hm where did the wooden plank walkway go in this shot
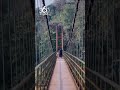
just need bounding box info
[49,57,77,90]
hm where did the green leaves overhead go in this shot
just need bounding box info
[48,4,75,29]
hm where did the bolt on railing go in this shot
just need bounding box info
[63,51,85,90]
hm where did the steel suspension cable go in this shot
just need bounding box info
[42,0,54,52]
[64,0,80,50]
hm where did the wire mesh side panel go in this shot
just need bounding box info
[0,0,35,90]
[85,0,120,90]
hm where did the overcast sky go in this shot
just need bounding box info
[45,0,54,5]
[35,0,54,8]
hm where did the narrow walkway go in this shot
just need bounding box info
[49,57,77,90]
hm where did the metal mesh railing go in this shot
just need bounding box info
[63,51,85,90]
[35,52,56,90]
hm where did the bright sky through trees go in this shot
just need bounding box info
[35,0,54,8]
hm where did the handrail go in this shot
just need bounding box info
[63,51,85,90]
[64,52,85,73]
[35,52,56,90]
[65,51,85,64]
[12,71,35,90]
[35,52,55,69]
[86,67,120,90]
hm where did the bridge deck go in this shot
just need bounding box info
[49,57,77,90]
